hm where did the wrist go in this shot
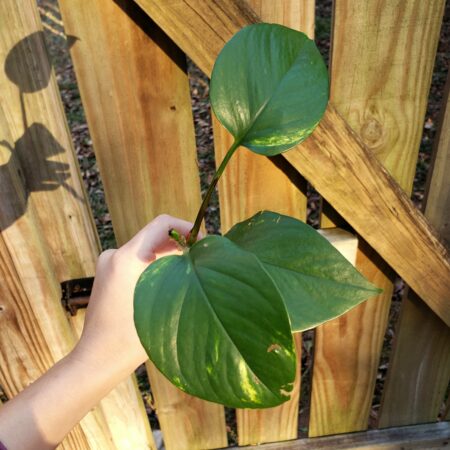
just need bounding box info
[70,336,146,384]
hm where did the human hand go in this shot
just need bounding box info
[72,214,199,380]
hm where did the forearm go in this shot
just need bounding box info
[0,347,132,450]
[0,215,193,450]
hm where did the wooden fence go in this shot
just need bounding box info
[0,0,449,449]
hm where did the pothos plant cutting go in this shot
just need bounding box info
[134,23,381,409]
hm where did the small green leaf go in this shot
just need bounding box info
[226,211,382,332]
[210,23,329,155]
[134,235,296,408]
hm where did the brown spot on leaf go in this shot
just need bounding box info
[267,343,282,353]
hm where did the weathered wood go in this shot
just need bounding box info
[311,236,392,435]
[247,0,315,38]
[379,291,450,427]
[310,0,445,435]
[329,1,445,193]
[59,0,204,243]
[228,422,450,450]
[424,74,450,248]
[0,3,99,282]
[0,2,116,448]
[216,1,312,444]
[379,72,450,428]
[145,362,226,450]
[310,246,392,435]
[58,0,227,448]
[133,0,259,79]
[0,135,108,450]
[133,0,450,327]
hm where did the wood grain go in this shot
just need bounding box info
[59,0,204,243]
[0,2,99,282]
[133,0,259,79]
[310,0,445,435]
[424,75,450,246]
[379,291,450,427]
[0,1,117,448]
[379,72,450,428]
[214,1,312,444]
[145,362,226,450]
[0,130,96,450]
[228,422,450,450]
[58,0,227,448]
[247,0,315,38]
[310,235,392,435]
[133,0,450,327]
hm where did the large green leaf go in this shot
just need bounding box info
[134,235,296,408]
[226,211,382,332]
[210,23,329,156]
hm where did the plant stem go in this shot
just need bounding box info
[187,140,241,246]
[169,228,187,248]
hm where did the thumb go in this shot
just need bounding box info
[120,214,203,266]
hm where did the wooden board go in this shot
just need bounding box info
[145,362,226,450]
[310,246,392,435]
[228,422,450,450]
[379,72,450,428]
[216,1,312,444]
[247,0,315,39]
[310,0,445,435]
[0,1,117,448]
[0,134,103,450]
[0,1,99,282]
[58,0,227,448]
[424,75,450,247]
[58,0,204,243]
[379,291,450,427]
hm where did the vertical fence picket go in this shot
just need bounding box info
[0,147,96,450]
[378,73,450,428]
[0,1,119,448]
[57,0,227,448]
[310,0,446,436]
[211,1,313,446]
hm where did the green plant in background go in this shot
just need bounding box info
[134,24,381,409]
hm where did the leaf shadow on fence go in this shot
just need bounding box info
[1,31,83,231]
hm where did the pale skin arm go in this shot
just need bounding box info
[0,214,197,450]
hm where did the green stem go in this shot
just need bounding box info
[169,228,187,248]
[188,140,241,246]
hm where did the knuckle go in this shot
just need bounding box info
[96,249,116,268]
[154,213,171,224]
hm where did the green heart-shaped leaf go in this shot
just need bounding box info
[210,23,329,155]
[226,211,382,332]
[134,235,296,408]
